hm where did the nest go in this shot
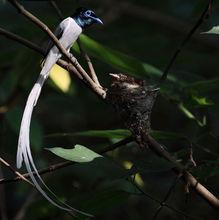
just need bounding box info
[107,73,159,145]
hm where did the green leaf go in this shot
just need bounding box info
[73,129,131,139]
[185,77,219,94]
[46,129,187,142]
[46,145,102,163]
[49,64,72,93]
[46,129,131,139]
[203,26,219,34]
[191,95,214,106]
[74,35,163,79]
[178,103,206,127]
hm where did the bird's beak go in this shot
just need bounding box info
[109,73,120,79]
[93,17,103,25]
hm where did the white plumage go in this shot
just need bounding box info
[16,17,87,214]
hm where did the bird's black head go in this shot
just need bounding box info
[72,7,103,29]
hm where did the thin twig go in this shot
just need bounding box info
[159,0,213,83]
[0,157,33,186]
[188,144,197,168]
[120,1,219,50]
[152,174,182,220]
[145,134,219,209]
[0,137,133,184]
[49,0,101,86]
[49,0,63,20]
[130,177,198,220]
[77,38,101,86]
[0,27,43,54]
[7,0,105,98]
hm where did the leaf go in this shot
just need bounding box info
[47,146,129,184]
[191,95,214,106]
[203,26,219,34]
[123,161,144,187]
[46,145,102,163]
[178,103,206,127]
[46,129,187,142]
[185,77,219,94]
[49,64,71,93]
[46,129,131,139]
[73,129,131,139]
[74,35,163,79]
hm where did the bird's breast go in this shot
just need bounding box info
[67,17,82,43]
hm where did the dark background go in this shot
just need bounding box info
[0,0,219,219]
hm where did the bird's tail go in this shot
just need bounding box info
[17,74,46,169]
[16,72,92,216]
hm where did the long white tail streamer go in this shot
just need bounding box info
[17,50,92,217]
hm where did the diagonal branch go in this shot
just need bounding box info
[159,0,213,83]
[0,157,33,186]
[0,27,102,97]
[7,0,105,98]
[145,134,219,210]
[77,38,101,86]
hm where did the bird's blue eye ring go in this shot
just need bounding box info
[85,10,92,16]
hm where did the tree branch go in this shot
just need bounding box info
[77,38,101,86]
[0,157,33,186]
[0,27,102,97]
[159,0,213,83]
[145,134,219,209]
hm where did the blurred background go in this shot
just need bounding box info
[0,0,219,219]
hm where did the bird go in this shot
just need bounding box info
[16,7,103,215]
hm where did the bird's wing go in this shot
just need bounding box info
[44,25,63,57]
